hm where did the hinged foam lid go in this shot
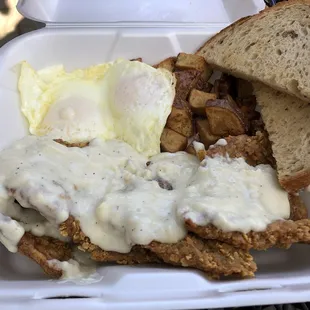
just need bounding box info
[17,0,265,25]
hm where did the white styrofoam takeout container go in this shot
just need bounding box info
[1,0,310,309]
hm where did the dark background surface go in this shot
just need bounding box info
[0,0,43,47]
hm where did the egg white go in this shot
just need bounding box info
[18,59,176,156]
[103,60,176,157]
[18,61,114,143]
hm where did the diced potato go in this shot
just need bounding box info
[166,101,194,137]
[236,95,257,108]
[174,69,201,100]
[154,57,176,72]
[205,99,247,136]
[196,118,221,149]
[189,89,217,116]
[173,95,191,114]
[160,128,187,153]
[240,106,261,122]
[195,80,213,93]
[175,53,213,81]
[226,94,241,110]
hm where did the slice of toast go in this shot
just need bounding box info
[254,83,310,193]
[196,1,310,102]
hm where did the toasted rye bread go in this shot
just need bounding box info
[196,1,310,102]
[253,83,310,192]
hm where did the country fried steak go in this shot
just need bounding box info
[60,217,257,278]
[12,134,309,278]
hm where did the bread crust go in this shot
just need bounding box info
[280,170,310,193]
[196,0,310,102]
[253,83,310,193]
[196,0,310,55]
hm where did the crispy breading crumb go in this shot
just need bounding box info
[18,232,72,278]
[185,219,310,250]
[145,234,256,279]
[60,217,256,278]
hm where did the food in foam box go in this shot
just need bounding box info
[0,0,309,309]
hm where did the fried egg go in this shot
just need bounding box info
[103,60,176,156]
[18,59,176,156]
[18,61,114,142]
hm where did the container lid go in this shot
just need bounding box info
[17,0,265,25]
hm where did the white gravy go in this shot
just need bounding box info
[0,136,290,253]
[0,213,24,252]
[47,259,102,284]
[178,156,290,233]
[209,138,228,149]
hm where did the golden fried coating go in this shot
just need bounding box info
[145,234,257,279]
[91,246,162,265]
[289,194,308,221]
[203,132,275,167]
[13,132,308,279]
[18,232,72,278]
[60,217,256,278]
[186,219,310,251]
[60,216,161,265]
